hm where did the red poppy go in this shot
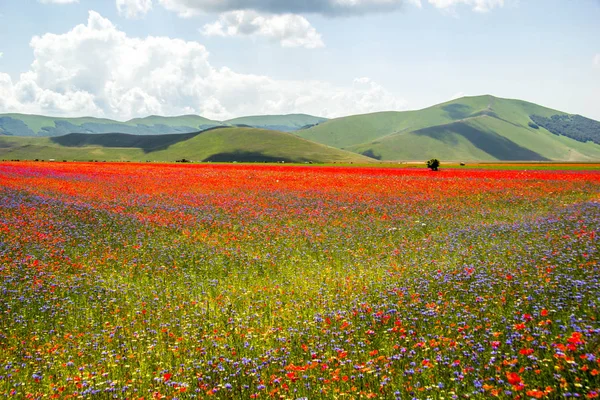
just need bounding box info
[506,372,522,385]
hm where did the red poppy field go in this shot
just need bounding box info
[0,161,599,399]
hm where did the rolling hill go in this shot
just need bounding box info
[0,127,369,163]
[296,95,600,161]
[0,113,328,137]
[0,113,223,137]
[2,95,599,162]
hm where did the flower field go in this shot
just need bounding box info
[0,161,599,399]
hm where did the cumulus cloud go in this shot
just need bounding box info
[0,73,20,111]
[39,0,79,4]
[202,11,324,48]
[158,0,419,17]
[427,0,504,12]
[116,0,153,18]
[0,11,406,119]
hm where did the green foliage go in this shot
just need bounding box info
[427,158,440,171]
[530,114,600,145]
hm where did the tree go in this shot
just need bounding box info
[426,158,440,171]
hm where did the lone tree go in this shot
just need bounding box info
[426,158,440,171]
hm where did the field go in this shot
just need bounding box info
[0,162,599,399]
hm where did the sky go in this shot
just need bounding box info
[0,0,599,121]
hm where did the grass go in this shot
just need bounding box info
[447,162,600,170]
[1,113,121,134]
[0,114,221,137]
[0,127,370,163]
[300,162,600,170]
[297,95,600,161]
[0,113,326,136]
[349,116,600,162]
[4,95,600,161]
[0,162,599,399]
[296,95,501,149]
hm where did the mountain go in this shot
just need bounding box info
[296,95,600,161]
[224,114,327,132]
[2,95,599,162]
[0,127,369,163]
[0,113,328,137]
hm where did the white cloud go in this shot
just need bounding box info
[158,0,419,17]
[0,73,19,111]
[0,11,406,119]
[428,0,504,12]
[116,0,153,18]
[202,11,324,48]
[38,0,79,4]
[594,54,600,68]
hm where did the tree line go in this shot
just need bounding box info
[530,114,600,145]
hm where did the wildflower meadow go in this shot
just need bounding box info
[0,161,599,399]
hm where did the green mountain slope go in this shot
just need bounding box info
[2,95,599,161]
[224,114,327,132]
[0,113,329,137]
[0,113,223,137]
[297,95,600,161]
[0,127,369,163]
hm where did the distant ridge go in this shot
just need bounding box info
[0,113,328,137]
[224,114,327,132]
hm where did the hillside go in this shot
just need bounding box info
[297,95,600,161]
[2,95,599,162]
[0,127,369,163]
[0,113,224,137]
[0,113,328,137]
[224,114,327,132]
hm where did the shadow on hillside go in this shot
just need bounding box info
[360,149,382,160]
[414,122,549,161]
[50,126,236,153]
[51,132,204,153]
[442,104,473,120]
[0,138,16,149]
[203,151,296,163]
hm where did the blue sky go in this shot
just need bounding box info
[0,0,599,120]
